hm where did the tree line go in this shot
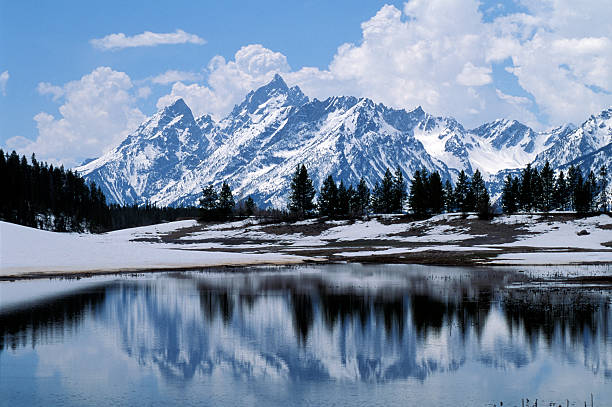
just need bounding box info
[0,150,199,232]
[501,161,609,214]
[4,148,607,233]
[0,149,109,232]
[274,164,491,220]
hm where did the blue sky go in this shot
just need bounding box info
[1,0,610,166]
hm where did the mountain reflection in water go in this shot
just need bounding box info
[1,264,611,405]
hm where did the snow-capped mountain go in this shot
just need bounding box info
[76,74,612,208]
[77,98,213,204]
[533,108,611,168]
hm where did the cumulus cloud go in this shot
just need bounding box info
[150,70,203,85]
[37,82,64,100]
[157,44,291,118]
[21,1,609,167]
[456,63,493,87]
[7,67,145,167]
[91,29,205,51]
[136,86,152,99]
[156,0,610,129]
[487,0,612,124]
[0,71,8,95]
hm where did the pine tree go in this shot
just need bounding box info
[337,180,351,217]
[587,170,597,212]
[519,164,535,211]
[539,161,554,212]
[567,165,580,210]
[392,166,407,213]
[353,177,370,216]
[408,169,427,217]
[443,180,455,213]
[245,196,256,216]
[372,168,395,213]
[501,174,517,214]
[471,170,488,215]
[599,165,608,212]
[218,182,235,219]
[318,174,339,217]
[477,188,491,220]
[573,173,589,214]
[553,171,568,210]
[428,171,444,214]
[288,164,316,218]
[455,170,472,213]
[199,185,219,221]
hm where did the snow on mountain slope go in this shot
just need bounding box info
[153,85,451,208]
[76,98,215,205]
[467,119,552,175]
[534,108,612,168]
[77,73,611,208]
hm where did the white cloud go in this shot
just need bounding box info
[157,44,291,118]
[90,29,205,51]
[20,1,609,168]
[489,0,612,125]
[495,89,530,106]
[160,0,610,129]
[150,70,202,85]
[158,3,528,126]
[456,63,493,86]
[7,67,145,167]
[136,86,152,99]
[0,71,8,95]
[37,82,64,100]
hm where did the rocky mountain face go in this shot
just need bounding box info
[76,74,612,208]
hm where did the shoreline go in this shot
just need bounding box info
[2,255,612,282]
[2,213,612,281]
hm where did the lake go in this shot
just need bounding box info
[1,264,611,406]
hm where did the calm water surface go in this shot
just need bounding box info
[1,264,611,406]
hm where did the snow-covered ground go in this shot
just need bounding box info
[1,213,611,278]
[0,221,307,277]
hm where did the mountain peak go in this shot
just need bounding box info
[230,73,307,116]
[164,98,190,113]
[267,73,288,90]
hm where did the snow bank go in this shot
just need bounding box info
[0,221,306,277]
[500,214,612,250]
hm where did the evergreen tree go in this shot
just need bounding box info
[288,164,316,218]
[392,166,407,213]
[408,169,427,217]
[477,187,491,220]
[567,165,580,210]
[471,170,488,215]
[443,180,455,213]
[539,161,555,212]
[553,171,568,210]
[574,173,589,214]
[337,181,351,217]
[519,164,535,211]
[372,168,395,213]
[428,171,444,214]
[501,174,517,214]
[352,177,370,216]
[218,182,235,219]
[455,170,473,212]
[587,170,597,212]
[199,185,219,221]
[599,165,609,212]
[318,174,339,217]
[245,196,256,216]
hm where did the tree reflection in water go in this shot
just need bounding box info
[1,265,610,384]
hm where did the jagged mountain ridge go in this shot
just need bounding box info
[76,74,612,207]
